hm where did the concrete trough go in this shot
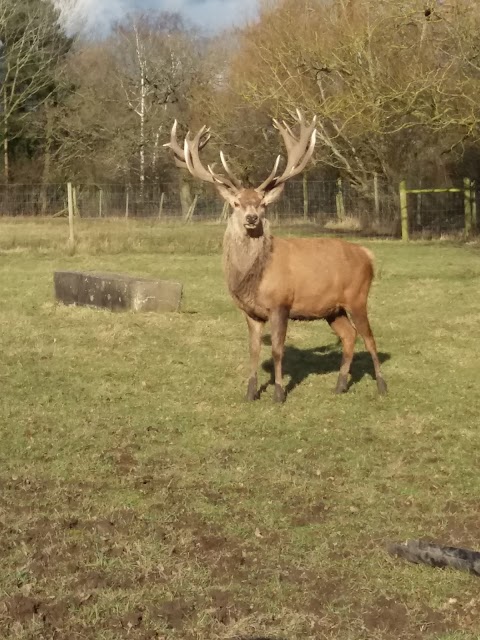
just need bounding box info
[54,270,182,313]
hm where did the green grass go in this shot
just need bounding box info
[1,219,480,639]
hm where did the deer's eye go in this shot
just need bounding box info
[233,201,240,208]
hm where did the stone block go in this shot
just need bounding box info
[54,270,182,313]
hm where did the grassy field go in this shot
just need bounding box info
[1,218,480,640]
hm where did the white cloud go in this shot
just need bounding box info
[159,0,258,29]
[54,0,259,34]
[54,0,127,34]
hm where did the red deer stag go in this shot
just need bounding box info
[164,111,387,402]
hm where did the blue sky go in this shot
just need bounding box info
[56,0,259,34]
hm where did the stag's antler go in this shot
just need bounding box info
[164,120,241,192]
[256,109,317,192]
[164,120,210,169]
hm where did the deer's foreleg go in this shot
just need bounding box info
[245,314,264,401]
[270,306,289,403]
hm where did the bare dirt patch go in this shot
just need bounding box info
[289,500,330,527]
[109,447,138,474]
[151,597,196,630]
[2,594,71,630]
[362,595,409,634]
[209,588,253,625]
[361,595,454,639]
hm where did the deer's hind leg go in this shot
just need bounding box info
[326,309,357,394]
[245,314,264,401]
[349,305,387,395]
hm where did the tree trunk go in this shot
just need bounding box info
[2,86,8,183]
[179,176,193,218]
[135,25,146,202]
[3,135,9,184]
[40,101,54,215]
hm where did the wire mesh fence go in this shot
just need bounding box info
[406,189,472,236]
[399,178,478,239]
[0,178,477,238]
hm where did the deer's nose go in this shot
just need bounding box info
[246,214,259,225]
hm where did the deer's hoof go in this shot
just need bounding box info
[246,376,258,401]
[377,377,388,395]
[273,384,286,403]
[334,374,349,394]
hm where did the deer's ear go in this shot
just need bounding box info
[215,184,240,208]
[260,184,285,206]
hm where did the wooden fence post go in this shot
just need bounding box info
[158,192,165,219]
[67,182,75,251]
[373,172,380,221]
[415,192,422,226]
[464,177,472,237]
[98,188,103,218]
[335,177,345,220]
[73,185,79,217]
[303,174,309,221]
[472,180,477,233]
[399,180,409,241]
[415,179,422,226]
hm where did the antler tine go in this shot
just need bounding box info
[286,107,306,125]
[296,107,305,124]
[220,151,243,189]
[277,109,317,179]
[207,164,235,188]
[183,137,197,177]
[198,127,211,150]
[163,120,188,169]
[255,109,317,193]
[272,110,317,186]
[184,128,215,183]
[173,126,237,191]
[255,155,281,193]
[164,119,242,193]
[285,128,316,177]
[273,118,297,154]
[284,122,297,139]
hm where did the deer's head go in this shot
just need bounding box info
[164,110,317,236]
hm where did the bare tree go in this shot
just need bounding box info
[228,0,480,190]
[51,9,216,204]
[113,13,209,192]
[0,0,72,182]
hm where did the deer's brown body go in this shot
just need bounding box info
[165,112,387,402]
[224,217,373,321]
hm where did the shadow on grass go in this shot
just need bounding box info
[234,637,287,640]
[259,335,391,397]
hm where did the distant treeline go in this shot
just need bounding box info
[1,0,480,204]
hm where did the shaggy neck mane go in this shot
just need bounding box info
[223,218,272,316]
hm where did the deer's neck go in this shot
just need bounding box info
[222,218,272,319]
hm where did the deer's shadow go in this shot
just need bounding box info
[234,637,286,640]
[259,335,391,397]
